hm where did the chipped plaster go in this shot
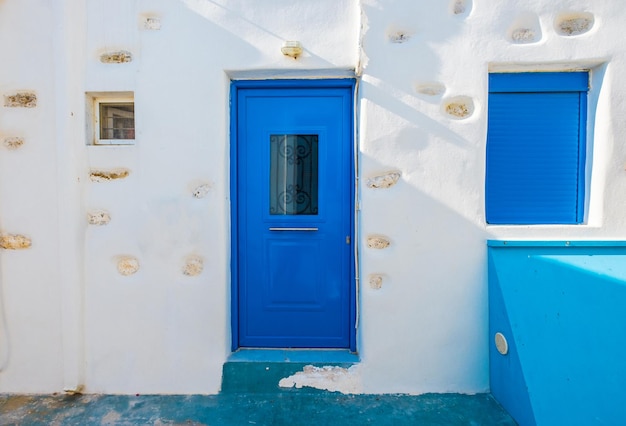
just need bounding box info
[279,365,363,394]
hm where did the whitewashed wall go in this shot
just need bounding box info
[0,0,624,394]
[0,0,64,394]
[357,0,626,394]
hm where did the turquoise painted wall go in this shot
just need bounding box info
[488,241,626,425]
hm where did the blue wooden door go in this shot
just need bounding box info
[233,80,354,349]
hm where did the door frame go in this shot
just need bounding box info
[229,78,357,352]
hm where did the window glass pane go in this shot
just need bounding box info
[269,134,319,215]
[100,103,135,139]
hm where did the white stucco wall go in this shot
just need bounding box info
[0,0,625,394]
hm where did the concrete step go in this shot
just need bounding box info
[221,349,359,394]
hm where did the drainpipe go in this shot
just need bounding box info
[354,0,365,334]
[353,78,361,331]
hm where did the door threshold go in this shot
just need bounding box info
[228,348,359,363]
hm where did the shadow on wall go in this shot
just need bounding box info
[356,1,491,394]
[159,1,264,67]
[359,0,477,153]
[180,0,340,68]
[360,0,471,96]
[360,78,471,150]
[359,149,489,393]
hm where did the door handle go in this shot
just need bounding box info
[269,227,319,231]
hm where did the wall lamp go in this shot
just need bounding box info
[281,41,303,59]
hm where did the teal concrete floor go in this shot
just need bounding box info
[0,392,516,425]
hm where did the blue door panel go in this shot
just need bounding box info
[233,80,354,349]
[266,238,323,308]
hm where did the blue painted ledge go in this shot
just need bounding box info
[488,239,626,247]
[488,240,626,426]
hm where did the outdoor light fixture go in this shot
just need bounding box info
[495,332,509,355]
[281,41,303,59]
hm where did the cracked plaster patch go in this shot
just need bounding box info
[279,365,362,394]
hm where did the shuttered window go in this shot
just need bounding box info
[486,72,588,224]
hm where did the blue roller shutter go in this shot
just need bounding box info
[486,72,588,224]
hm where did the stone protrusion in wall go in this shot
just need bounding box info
[4,92,37,108]
[367,236,391,249]
[117,256,139,276]
[3,137,24,150]
[369,274,383,290]
[508,13,541,44]
[366,171,401,189]
[140,16,161,30]
[387,29,412,44]
[556,13,594,36]
[183,255,204,276]
[0,234,32,250]
[451,0,472,16]
[192,183,211,199]
[100,51,133,64]
[89,168,130,182]
[87,210,111,226]
[443,96,475,119]
[415,82,446,97]
[510,28,536,43]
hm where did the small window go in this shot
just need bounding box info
[99,102,135,141]
[485,72,588,224]
[86,92,135,145]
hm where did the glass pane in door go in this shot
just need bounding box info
[269,134,319,215]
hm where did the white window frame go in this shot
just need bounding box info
[86,92,135,146]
